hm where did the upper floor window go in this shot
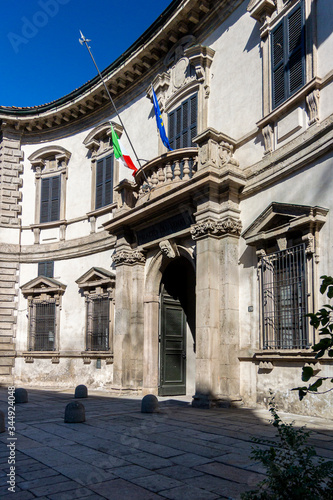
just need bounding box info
[84,122,123,213]
[38,261,54,278]
[271,3,305,108]
[28,146,71,225]
[40,174,61,223]
[95,154,114,210]
[168,93,198,149]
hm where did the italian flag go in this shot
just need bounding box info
[110,124,137,176]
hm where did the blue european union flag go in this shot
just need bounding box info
[152,86,173,151]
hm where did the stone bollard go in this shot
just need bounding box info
[0,410,5,433]
[64,402,85,423]
[14,388,28,404]
[74,385,88,399]
[141,394,159,413]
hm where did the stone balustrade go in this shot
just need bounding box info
[135,147,198,200]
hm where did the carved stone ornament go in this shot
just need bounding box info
[306,89,320,126]
[147,39,214,111]
[191,217,242,240]
[24,357,34,363]
[113,249,146,266]
[83,357,91,365]
[258,361,274,371]
[302,233,315,255]
[219,141,238,167]
[159,240,179,259]
[262,123,274,154]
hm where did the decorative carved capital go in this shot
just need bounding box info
[113,249,146,266]
[191,217,242,240]
[306,89,320,125]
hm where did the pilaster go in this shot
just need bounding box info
[112,244,146,391]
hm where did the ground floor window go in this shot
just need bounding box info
[86,296,110,351]
[29,300,56,351]
[261,243,308,349]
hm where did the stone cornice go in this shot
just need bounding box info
[242,113,333,197]
[0,231,116,263]
[0,0,242,136]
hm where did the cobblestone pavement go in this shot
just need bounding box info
[0,387,332,499]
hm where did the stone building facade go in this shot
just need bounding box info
[0,0,332,417]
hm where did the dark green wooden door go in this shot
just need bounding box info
[159,290,186,396]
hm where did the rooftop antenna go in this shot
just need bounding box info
[79,30,151,191]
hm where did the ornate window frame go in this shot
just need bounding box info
[242,202,328,352]
[248,0,317,125]
[28,146,71,226]
[21,276,66,354]
[147,37,215,156]
[83,122,123,214]
[76,267,115,357]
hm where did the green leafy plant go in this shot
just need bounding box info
[241,397,333,500]
[294,275,333,400]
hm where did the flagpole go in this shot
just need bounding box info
[79,31,144,174]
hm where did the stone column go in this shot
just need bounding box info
[142,294,160,395]
[191,223,220,407]
[112,247,145,392]
[190,128,245,408]
[191,216,242,408]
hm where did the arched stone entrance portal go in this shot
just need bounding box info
[159,257,196,396]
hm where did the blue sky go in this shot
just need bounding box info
[1,0,172,107]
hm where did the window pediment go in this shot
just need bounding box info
[83,122,123,153]
[242,203,328,246]
[21,276,66,297]
[76,267,115,291]
[148,41,215,112]
[28,146,71,172]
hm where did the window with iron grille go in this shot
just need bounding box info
[86,296,109,351]
[271,2,305,108]
[95,154,114,210]
[261,243,309,349]
[168,93,197,150]
[29,300,56,351]
[40,175,61,223]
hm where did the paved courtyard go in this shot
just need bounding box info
[0,387,332,499]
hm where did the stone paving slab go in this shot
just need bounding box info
[0,387,332,499]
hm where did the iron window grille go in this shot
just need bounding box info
[29,300,56,351]
[261,243,309,349]
[86,296,110,351]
